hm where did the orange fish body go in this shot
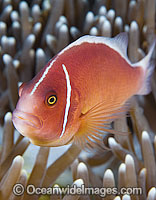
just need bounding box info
[12,33,155,148]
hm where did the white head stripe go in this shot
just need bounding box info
[30,59,56,95]
[60,64,71,138]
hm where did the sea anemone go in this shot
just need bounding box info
[0,0,156,200]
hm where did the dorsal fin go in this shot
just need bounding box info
[59,32,130,64]
[112,32,129,57]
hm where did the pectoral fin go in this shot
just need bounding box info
[73,100,130,150]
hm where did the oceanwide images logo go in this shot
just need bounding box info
[13,183,143,197]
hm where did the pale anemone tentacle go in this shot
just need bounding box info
[60,64,71,138]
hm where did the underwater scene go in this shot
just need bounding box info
[0,0,156,199]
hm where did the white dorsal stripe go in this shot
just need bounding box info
[30,34,129,96]
[60,64,71,138]
[30,59,56,95]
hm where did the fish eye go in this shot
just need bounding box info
[47,95,57,106]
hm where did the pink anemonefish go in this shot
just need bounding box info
[12,33,155,148]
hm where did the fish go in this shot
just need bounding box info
[12,32,155,149]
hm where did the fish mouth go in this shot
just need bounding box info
[12,109,43,129]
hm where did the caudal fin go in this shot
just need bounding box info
[134,40,156,95]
